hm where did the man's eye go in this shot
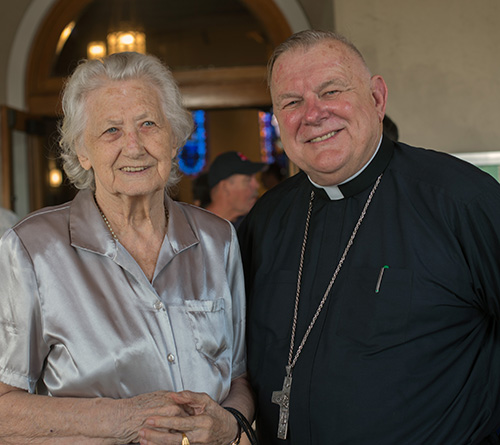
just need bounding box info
[325,90,339,96]
[283,100,299,109]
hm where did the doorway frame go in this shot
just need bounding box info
[3,0,310,210]
[23,0,303,115]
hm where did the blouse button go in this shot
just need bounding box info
[167,353,176,363]
[154,300,164,311]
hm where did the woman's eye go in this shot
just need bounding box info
[104,127,118,134]
[143,121,156,127]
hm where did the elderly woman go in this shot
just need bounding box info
[0,52,254,444]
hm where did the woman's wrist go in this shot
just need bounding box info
[223,406,258,445]
[224,407,245,444]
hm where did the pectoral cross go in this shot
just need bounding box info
[271,365,293,439]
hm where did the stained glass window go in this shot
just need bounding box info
[258,109,287,171]
[258,110,275,163]
[178,110,207,176]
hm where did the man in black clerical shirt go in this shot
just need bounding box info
[238,30,500,444]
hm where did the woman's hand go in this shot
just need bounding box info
[0,384,190,444]
[138,391,239,445]
[119,391,192,443]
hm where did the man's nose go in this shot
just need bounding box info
[303,97,328,124]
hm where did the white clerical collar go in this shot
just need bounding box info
[307,137,383,201]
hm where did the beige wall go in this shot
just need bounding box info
[334,0,500,153]
[0,1,32,105]
[298,0,334,31]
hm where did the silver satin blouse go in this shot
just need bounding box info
[0,189,246,403]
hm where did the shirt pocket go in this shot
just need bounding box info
[184,298,229,364]
[336,267,413,350]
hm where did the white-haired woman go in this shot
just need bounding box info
[0,52,253,445]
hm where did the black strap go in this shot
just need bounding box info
[224,407,259,445]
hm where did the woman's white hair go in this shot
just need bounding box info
[59,52,194,192]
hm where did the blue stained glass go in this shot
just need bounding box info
[259,109,287,172]
[259,111,275,164]
[178,110,207,176]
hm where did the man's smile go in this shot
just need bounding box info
[308,130,339,143]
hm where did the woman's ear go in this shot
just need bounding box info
[171,146,178,160]
[76,146,92,171]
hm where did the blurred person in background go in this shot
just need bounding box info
[206,151,265,228]
[191,171,211,208]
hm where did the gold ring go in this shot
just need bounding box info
[181,433,190,445]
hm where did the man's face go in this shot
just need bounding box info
[271,40,387,186]
[226,173,260,216]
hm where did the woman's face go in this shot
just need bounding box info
[78,79,175,199]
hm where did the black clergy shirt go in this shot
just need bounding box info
[238,137,500,445]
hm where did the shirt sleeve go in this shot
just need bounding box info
[0,229,48,392]
[226,224,247,379]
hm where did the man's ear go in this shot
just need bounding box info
[219,178,229,192]
[370,75,388,122]
[219,177,235,195]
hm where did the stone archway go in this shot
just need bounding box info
[17,0,309,115]
[3,0,310,211]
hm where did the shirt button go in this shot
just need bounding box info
[154,300,164,311]
[167,353,176,363]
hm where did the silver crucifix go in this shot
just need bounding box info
[271,365,293,439]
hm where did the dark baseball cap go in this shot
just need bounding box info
[208,151,266,189]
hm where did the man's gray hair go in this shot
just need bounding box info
[267,30,368,87]
[59,52,194,192]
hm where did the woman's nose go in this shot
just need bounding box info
[124,128,144,154]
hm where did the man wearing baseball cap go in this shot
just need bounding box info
[206,151,266,228]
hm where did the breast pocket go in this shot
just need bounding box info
[184,298,229,364]
[336,267,413,349]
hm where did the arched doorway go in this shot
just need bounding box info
[26,0,296,114]
[3,0,310,212]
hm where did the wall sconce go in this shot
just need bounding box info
[86,0,146,60]
[87,31,146,60]
[107,30,146,54]
[87,41,107,60]
[57,21,75,56]
[49,167,63,188]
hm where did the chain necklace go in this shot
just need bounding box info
[94,196,170,243]
[94,198,119,240]
[271,173,383,440]
[99,210,118,240]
